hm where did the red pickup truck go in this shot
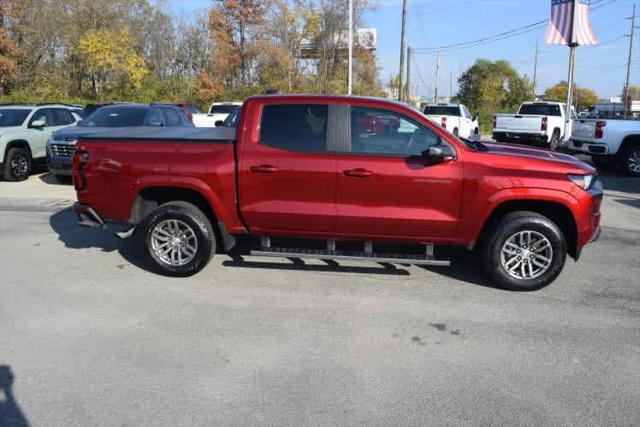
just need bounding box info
[72,95,602,291]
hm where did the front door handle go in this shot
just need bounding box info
[250,164,278,174]
[343,168,372,178]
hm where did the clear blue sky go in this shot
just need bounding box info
[166,0,639,99]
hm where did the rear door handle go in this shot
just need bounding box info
[250,164,278,174]
[343,168,372,178]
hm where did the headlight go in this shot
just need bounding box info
[567,174,596,190]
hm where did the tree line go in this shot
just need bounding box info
[0,0,384,108]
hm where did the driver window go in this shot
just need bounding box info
[349,107,440,156]
[29,109,50,127]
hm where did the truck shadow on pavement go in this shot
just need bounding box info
[49,208,153,272]
[0,365,30,427]
[49,208,413,276]
[598,171,640,195]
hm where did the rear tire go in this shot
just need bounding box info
[621,145,640,177]
[3,147,31,181]
[480,211,567,291]
[141,201,215,276]
[453,128,459,137]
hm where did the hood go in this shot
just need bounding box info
[52,126,125,141]
[481,142,595,173]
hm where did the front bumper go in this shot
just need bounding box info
[46,142,76,175]
[73,202,105,228]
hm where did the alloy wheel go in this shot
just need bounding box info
[500,230,553,280]
[10,152,28,178]
[627,149,640,174]
[150,219,198,267]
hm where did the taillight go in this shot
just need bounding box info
[493,116,497,128]
[72,146,89,191]
[595,120,606,139]
[541,116,548,131]
[441,117,447,128]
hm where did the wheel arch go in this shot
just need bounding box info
[619,134,640,155]
[3,140,32,162]
[475,198,578,259]
[129,184,238,251]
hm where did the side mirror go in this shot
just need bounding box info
[77,119,85,126]
[423,144,456,163]
[215,120,225,127]
[30,119,46,128]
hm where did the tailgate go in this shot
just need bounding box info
[495,115,544,132]
[572,119,597,142]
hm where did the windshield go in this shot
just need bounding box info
[518,104,562,116]
[187,105,201,114]
[210,105,239,115]
[81,107,147,127]
[0,109,31,127]
[423,106,460,116]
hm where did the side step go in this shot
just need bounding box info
[250,239,450,267]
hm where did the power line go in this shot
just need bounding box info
[413,0,619,54]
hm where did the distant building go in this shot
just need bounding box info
[593,96,640,119]
[299,28,377,59]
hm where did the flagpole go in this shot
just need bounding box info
[564,0,580,141]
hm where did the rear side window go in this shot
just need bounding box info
[161,108,182,126]
[51,109,74,126]
[259,104,328,153]
[423,106,460,116]
[519,104,561,116]
[210,105,238,115]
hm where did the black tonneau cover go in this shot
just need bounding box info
[79,126,236,143]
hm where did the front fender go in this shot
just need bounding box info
[467,187,580,243]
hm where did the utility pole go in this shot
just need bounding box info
[348,0,353,95]
[406,46,412,101]
[434,50,440,102]
[449,70,453,98]
[533,41,539,96]
[564,0,580,140]
[398,0,408,101]
[623,2,636,119]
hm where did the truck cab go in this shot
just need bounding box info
[72,95,602,291]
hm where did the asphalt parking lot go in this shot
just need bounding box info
[1,163,639,425]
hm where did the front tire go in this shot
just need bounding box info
[141,201,215,276]
[3,147,31,181]
[480,211,567,291]
[452,128,459,137]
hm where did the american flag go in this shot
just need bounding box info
[545,0,597,46]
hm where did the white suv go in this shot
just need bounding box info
[0,104,82,181]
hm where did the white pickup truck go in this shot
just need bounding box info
[493,101,574,149]
[422,103,479,139]
[192,102,242,128]
[569,118,640,176]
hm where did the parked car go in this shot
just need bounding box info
[493,101,575,149]
[569,118,640,176]
[47,103,192,182]
[173,103,201,123]
[72,95,601,291]
[0,104,82,181]
[423,103,479,139]
[192,102,242,127]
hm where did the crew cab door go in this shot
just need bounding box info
[238,102,337,234]
[334,105,463,240]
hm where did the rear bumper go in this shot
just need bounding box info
[493,131,548,144]
[73,202,105,228]
[568,139,609,155]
